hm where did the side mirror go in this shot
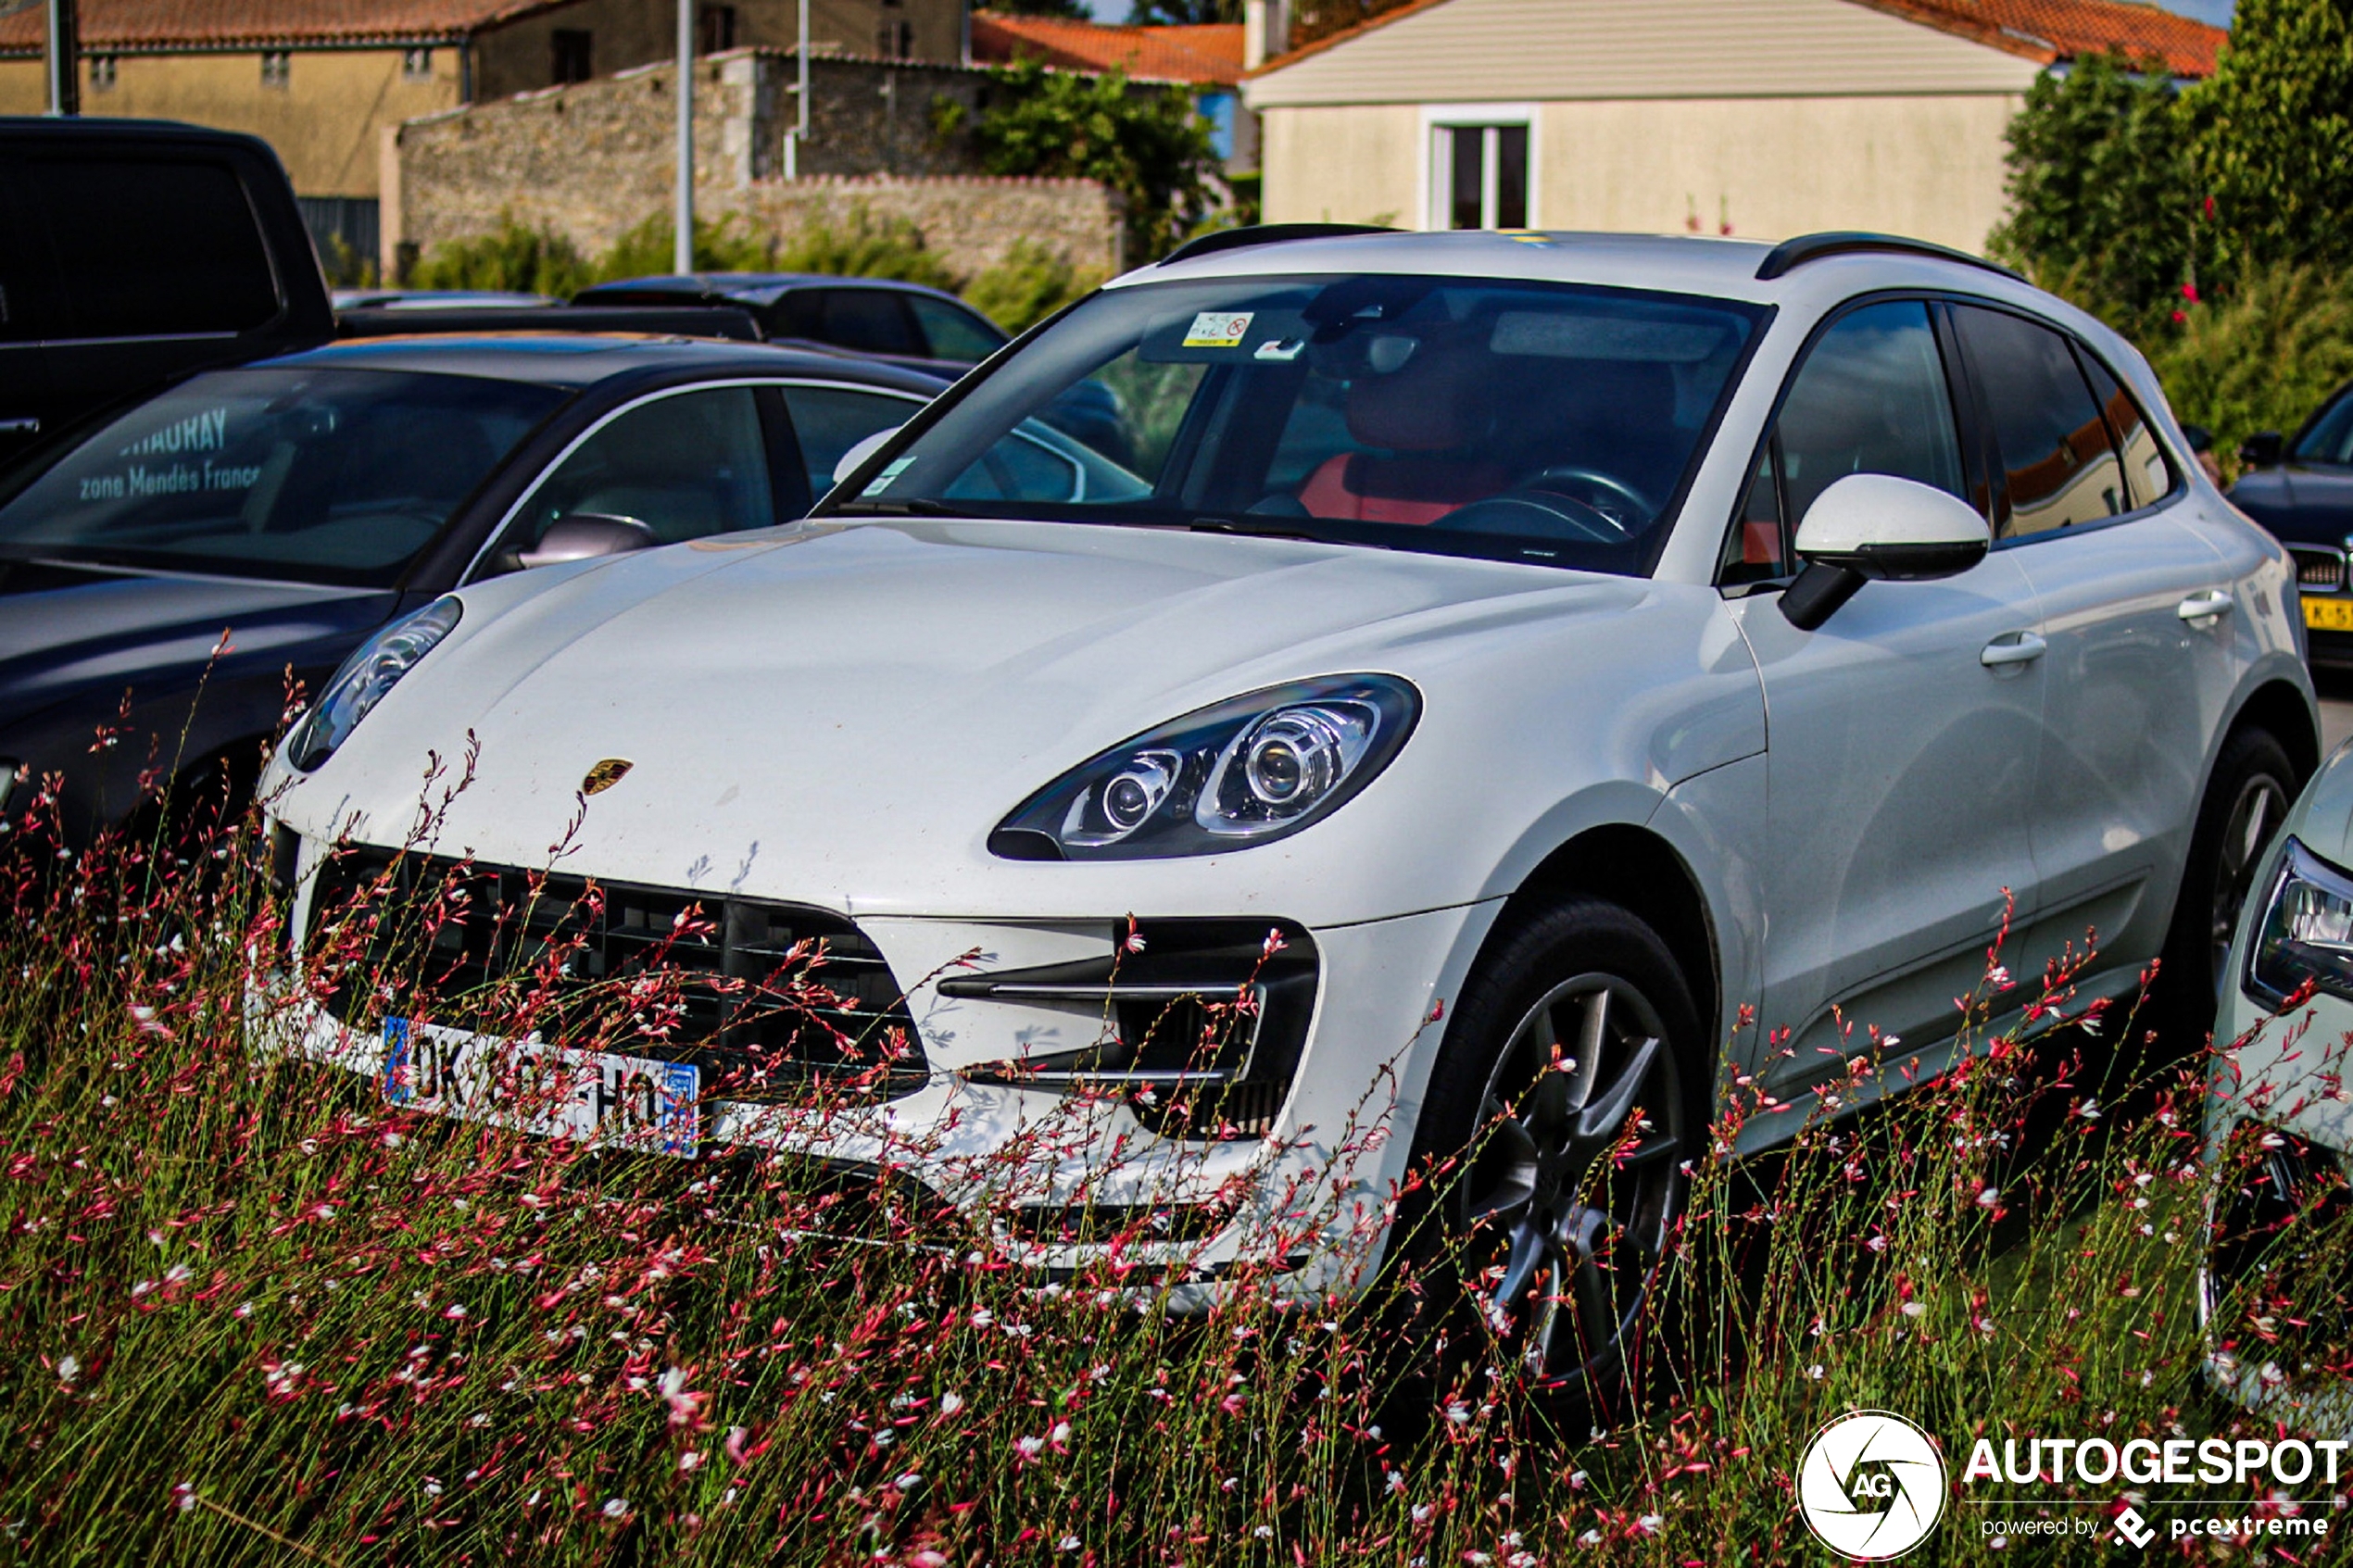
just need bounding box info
[2240,431,2285,469]
[505,513,659,572]
[834,426,905,488]
[1780,473,1992,631]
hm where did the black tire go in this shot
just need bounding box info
[2150,726,2297,1058]
[1390,897,1704,1426]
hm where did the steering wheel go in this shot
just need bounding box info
[1426,489,1632,544]
[1521,465,1658,523]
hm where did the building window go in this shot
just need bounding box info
[260,50,291,89]
[88,55,118,91]
[698,5,736,53]
[1430,121,1529,230]
[402,47,434,80]
[550,30,593,84]
[876,17,914,57]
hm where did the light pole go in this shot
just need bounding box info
[673,0,694,274]
[45,0,78,116]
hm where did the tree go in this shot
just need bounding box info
[2183,0,2353,272]
[1984,52,2210,336]
[964,57,1218,261]
[1126,0,1238,25]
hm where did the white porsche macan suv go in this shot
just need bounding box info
[258,228,2317,1402]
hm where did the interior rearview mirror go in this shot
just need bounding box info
[834,426,904,488]
[510,512,659,572]
[1780,473,1992,631]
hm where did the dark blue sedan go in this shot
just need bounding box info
[2233,384,2353,668]
[0,332,944,841]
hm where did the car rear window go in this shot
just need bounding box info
[0,367,563,585]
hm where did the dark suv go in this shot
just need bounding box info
[573,273,1010,376]
[0,118,334,467]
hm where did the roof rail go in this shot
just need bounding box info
[1755,232,2021,282]
[1157,222,1394,267]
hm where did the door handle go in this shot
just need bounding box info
[1980,630,2047,668]
[2178,589,2234,623]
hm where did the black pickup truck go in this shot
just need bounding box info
[0,118,335,469]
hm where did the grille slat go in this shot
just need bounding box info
[2292,546,2344,592]
[304,847,925,1103]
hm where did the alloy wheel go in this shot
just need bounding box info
[2208,771,2290,999]
[1455,972,1685,1386]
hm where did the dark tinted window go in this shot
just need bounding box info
[792,289,922,357]
[514,386,774,549]
[1770,299,1968,539]
[0,368,560,583]
[1952,304,2127,537]
[2294,390,2353,468]
[906,295,1007,363]
[18,158,279,338]
[780,383,926,495]
[2075,350,2176,509]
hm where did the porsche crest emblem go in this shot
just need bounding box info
[581,758,635,796]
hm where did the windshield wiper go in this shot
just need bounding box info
[1189,516,1346,545]
[833,497,956,517]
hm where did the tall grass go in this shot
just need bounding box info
[2,757,2346,1564]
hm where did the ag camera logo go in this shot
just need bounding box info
[1797,1411,1946,1560]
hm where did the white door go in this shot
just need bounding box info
[1724,299,2046,1092]
[1948,304,2236,987]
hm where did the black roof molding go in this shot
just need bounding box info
[1755,232,2022,282]
[1157,222,1394,267]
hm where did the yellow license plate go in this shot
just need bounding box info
[2307,596,2353,632]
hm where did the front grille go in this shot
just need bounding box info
[2292,546,2344,592]
[302,846,925,1102]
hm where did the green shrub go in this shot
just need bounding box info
[960,239,1103,333]
[2149,262,2353,476]
[407,215,592,297]
[970,57,1218,262]
[590,212,779,282]
[772,208,958,289]
[2184,0,2353,275]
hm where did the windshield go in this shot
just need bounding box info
[2295,390,2353,467]
[824,274,1765,573]
[0,368,565,585]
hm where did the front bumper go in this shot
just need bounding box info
[255,827,1484,1294]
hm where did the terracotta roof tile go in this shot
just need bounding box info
[972,11,1242,86]
[1251,0,2223,81]
[0,0,573,55]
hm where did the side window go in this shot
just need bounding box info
[2075,350,2178,510]
[807,289,923,358]
[512,387,774,550]
[1723,299,1967,583]
[1951,304,2127,538]
[780,384,925,495]
[906,295,1007,364]
[16,158,279,338]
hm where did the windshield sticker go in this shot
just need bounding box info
[1182,311,1255,349]
[1253,338,1306,362]
[118,406,231,458]
[861,456,918,497]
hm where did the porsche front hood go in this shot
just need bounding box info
[276,517,1670,914]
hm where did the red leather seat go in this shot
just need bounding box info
[1298,337,1511,525]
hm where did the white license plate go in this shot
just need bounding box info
[381,1019,699,1158]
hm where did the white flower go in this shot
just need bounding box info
[1806,1363,1825,1380]
[1900,1300,1927,1318]
[1976,1186,2000,1209]
[57,1355,79,1384]
[601,1498,628,1519]
[1015,1435,1045,1462]
[171,1483,195,1512]
[938,1390,964,1416]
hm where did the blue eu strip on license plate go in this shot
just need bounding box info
[380,1018,699,1157]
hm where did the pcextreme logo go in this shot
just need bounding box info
[1795,1411,1947,1561]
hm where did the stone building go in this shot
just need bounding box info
[0,0,969,263]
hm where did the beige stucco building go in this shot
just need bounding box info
[1240,0,2222,255]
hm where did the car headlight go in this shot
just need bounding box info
[988,675,1419,861]
[2246,836,2353,1009]
[286,596,463,772]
